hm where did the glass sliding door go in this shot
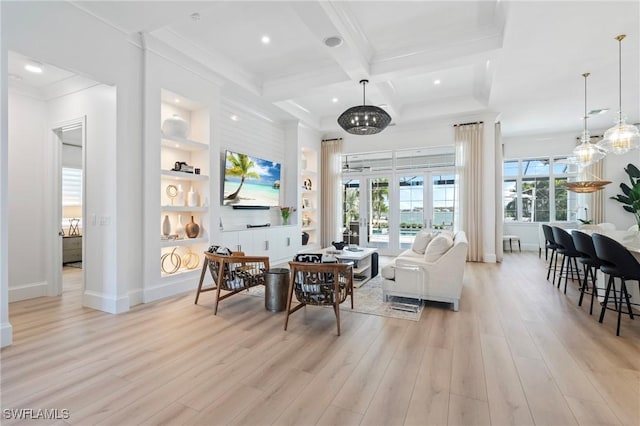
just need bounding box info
[431,173,456,229]
[398,175,426,249]
[367,177,390,249]
[341,178,360,245]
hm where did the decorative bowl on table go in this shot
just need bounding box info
[331,241,347,250]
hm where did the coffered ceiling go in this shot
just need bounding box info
[14,1,640,137]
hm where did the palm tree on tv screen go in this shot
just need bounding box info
[225,153,260,200]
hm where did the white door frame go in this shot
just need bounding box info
[50,116,86,297]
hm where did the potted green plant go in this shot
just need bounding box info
[610,163,640,228]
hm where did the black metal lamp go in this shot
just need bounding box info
[337,80,391,135]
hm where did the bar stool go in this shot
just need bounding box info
[571,230,603,315]
[542,224,559,282]
[552,227,581,293]
[592,233,637,336]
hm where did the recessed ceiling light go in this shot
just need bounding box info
[174,98,180,103]
[230,115,239,121]
[332,97,339,103]
[24,63,43,74]
[434,79,441,85]
[261,35,270,44]
[324,36,343,48]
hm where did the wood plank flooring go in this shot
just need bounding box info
[1,254,639,425]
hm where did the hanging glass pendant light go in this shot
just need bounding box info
[573,72,605,166]
[337,80,391,135]
[597,34,640,154]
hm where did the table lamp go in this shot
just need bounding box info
[63,205,82,236]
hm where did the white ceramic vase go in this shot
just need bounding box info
[162,114,190,139]
[162,215,171,237]
[175,215,185,239]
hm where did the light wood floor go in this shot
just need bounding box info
[2,254,639,426]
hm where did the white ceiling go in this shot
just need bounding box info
[9,1,640,138]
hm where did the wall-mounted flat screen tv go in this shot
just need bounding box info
[222,150,281,207]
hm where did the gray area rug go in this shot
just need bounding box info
[243,275,423,321]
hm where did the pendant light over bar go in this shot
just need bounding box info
[573,72,605,166]
[597,34,640,154]
[337,80,392,135]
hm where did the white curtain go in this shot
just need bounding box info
[582,136,605,224]
[495,122,504,263]
[455,122,484,262]
[321,138,342,247]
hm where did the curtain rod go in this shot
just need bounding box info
[453,121,484,127]
[322,138,342,142]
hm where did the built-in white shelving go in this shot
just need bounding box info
[159,90,210,280]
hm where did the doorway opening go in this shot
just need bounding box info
[53,119,85,296]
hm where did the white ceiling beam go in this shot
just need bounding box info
[262,65,349,102]
[273,100,322,130]
[151,27,261,96]
[287,1,400,121]
[370,31,503,82]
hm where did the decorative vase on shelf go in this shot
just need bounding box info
[188,186,198,207]
[162,215,171,237]
[176,184,185,206]
[185,216,200,238]
[161,114,190,139]
[175,214,185,239]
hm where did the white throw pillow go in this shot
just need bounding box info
[424,233,454,262]
[411,230,433,254]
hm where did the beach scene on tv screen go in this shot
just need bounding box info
[223,151,281,206]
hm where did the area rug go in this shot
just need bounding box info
[242,276,423,322]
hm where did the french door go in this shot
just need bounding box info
[397,171,456,250]
[342,176,392,251]
[342,170,455,254]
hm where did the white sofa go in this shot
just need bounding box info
[381,231,468,311]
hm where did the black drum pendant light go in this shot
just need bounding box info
[337,79,391,135]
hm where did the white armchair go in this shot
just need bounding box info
[382,231,468,311]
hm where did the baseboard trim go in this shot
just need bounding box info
[0,322,13,348]
[8,281,48,302]
[83,291,130,314]
[143,274,198,303]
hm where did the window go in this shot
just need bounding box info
[503,157,576,222]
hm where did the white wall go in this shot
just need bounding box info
[218,94,288,230]
[2,1,143,320]
[62,144,82,168]
[7,91,49,301]
[48,85,118,306]
[0,2,13,348]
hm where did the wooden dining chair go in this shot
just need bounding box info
[195,250,270,315]
[284,261,354,336]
